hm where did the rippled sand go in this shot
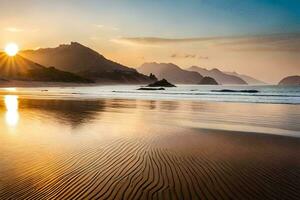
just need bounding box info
[0,96,299,199]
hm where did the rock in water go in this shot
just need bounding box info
[147,79,176,87]
[137,87,165,90]
[211,89,259,93]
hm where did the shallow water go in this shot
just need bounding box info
[1,84,300,104]
[0,95,299,138]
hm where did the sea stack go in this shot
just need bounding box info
[147,79,176,87]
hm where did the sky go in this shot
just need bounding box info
[0,0,300,83]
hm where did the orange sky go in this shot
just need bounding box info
[0,0,300,83]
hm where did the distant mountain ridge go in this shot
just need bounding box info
[17,42,263,85]
[188,66,247,85]
[225,71,265,85]
[21,42,152,83]
[138,62,203,84]
[278,76,300,85]
[0,53,90,83]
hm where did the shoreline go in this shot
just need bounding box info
[0,95,299,138]
[0,90,299,105]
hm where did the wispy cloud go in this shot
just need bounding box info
[218,33,300,52]
[95,24,119,31]
[95,24,104,29]
[4,27,39,33]
[90,36,100,41]
[115,37,219,45]
[115,33,300,52]
[171,53,208,59]
[4,27,24,32]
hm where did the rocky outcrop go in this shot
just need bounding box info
[147,79,176,87]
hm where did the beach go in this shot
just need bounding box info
[1,0,300,198]
[0,95,299,199]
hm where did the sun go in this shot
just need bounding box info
[5,43,19,56]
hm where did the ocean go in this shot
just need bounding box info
[3,84,299,104]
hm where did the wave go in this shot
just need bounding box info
[112,90,300,98]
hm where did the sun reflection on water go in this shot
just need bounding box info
[5,95,19,126]
[4,87,17,92]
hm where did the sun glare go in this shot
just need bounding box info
[5,43,19,56]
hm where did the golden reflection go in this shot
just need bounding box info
[4,87,17,92]
[4,95,19,126]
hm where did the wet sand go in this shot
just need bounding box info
[0,97,299,199]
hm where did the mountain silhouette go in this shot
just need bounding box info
[278,75,300,85]
[0,53,91,83]
[188,66,247,85]
[138,62,203,84]
[199,76,219,85]
[225,71,265,85]
[21,42,152,83]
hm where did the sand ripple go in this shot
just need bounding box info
[0,133,299,200]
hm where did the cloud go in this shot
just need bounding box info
[90,36,100,41]
[115,33,300,52]
[95,24,104,28]
[4,27,39,33]
[115,37,219,45]
[171,53,208,59]
[170,53,192,58]
[95,24,119,31]
[198,56,209,59]
[4,27,24,32]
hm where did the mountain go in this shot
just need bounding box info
[278,76,300,85]
[225,71,265,85]
[187,66,247,85]
[0,77,8,82]
[21,42,152,83]
[199,77,218,85]
[138,62,203,84]
[0,53,91,83]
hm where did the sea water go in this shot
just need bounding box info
[3,85,299,104]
